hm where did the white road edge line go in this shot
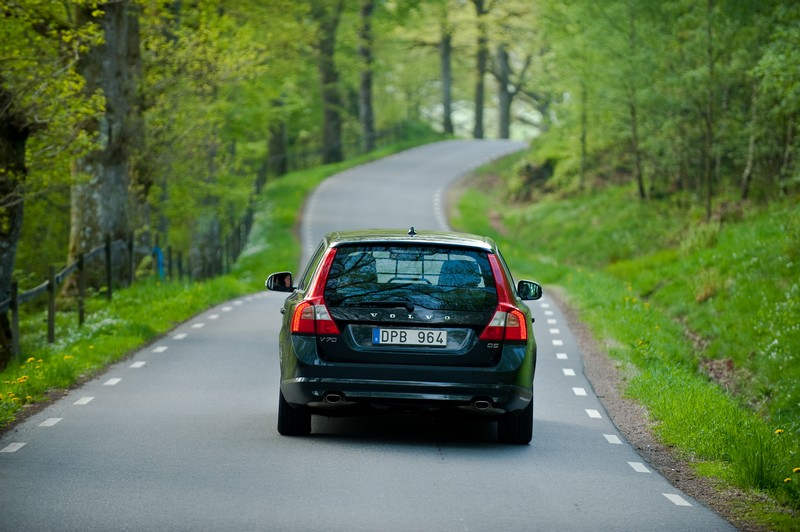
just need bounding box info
[604,434,623,444]
[552,339,564,346]
[556,353,568,359]
[173,333,187,340]
[628,462,651,473]
[573,387,587,396]
[152,346,168,353]
[104,378,121,386]
[74,397,94,405]
[562,368,576,376]
[586,409,602,419]
[130,361,146,368]
[39,418,62,427]
[0,443,26,453]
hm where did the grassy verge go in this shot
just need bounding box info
[451,153,799,528]
[0,132,443,429]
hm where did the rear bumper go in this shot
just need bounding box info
[280,375,532,416]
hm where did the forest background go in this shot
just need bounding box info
[1,0,798,525]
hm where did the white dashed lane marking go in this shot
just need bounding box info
[663,494,693,507]
[537,299,698,511]
[0,297,253,458]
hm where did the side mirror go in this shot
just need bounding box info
[517,280,542,301]
[266,272,294,292]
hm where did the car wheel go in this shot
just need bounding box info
[277,390,311,436]
[497,401,533,445]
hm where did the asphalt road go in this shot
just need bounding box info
[0,140,735,531]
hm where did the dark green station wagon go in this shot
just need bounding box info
[266,228,543,444]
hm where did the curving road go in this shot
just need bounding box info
[0,140,734,531]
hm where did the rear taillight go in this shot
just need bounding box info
[479,304,528,342]
[290,247,341,336]
[479,254,528,342]
[291,298,340,335]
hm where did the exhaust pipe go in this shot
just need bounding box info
[324,393,343,404]
[473,399,492,411]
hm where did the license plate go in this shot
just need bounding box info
[372,328,447,347]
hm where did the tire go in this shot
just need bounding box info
[497,401,533,445]
[277,390,311,436]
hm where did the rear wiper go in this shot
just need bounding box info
[354,300,415,313]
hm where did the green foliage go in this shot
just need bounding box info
[452,154,800,517]
[534,0,799,203]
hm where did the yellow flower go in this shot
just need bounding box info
[25,396,32,401]
[775,429,785,435]
[63,355,74,360]
[26,357,35,364]
[785,478,792,483]
[794,468,800,474]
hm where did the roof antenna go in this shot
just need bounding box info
[408,226,417,236]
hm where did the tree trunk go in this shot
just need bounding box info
[359,0,375,153]
[703,0,715,221]
[496,45,512,139]
[68,1,140,289]
[266,99,288,184]
[0,86,30,370]
[311,0,345,164]
[440,29,454,135]
[472,0,488,139]
[740,82,758,200]
[580,81,588,191]
[626,4,646,200]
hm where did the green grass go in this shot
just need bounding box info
[452,154,800,526]
[0,132,443,429]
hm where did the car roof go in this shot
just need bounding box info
[323,228,497,253]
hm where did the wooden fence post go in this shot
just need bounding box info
[105,234,113,301]
[78,253,86,326]
[47,266,56,344]
[10,281,20,362]
[167,246,173,279]
[127,234,135,286]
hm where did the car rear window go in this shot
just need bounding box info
[324,245,498,312]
